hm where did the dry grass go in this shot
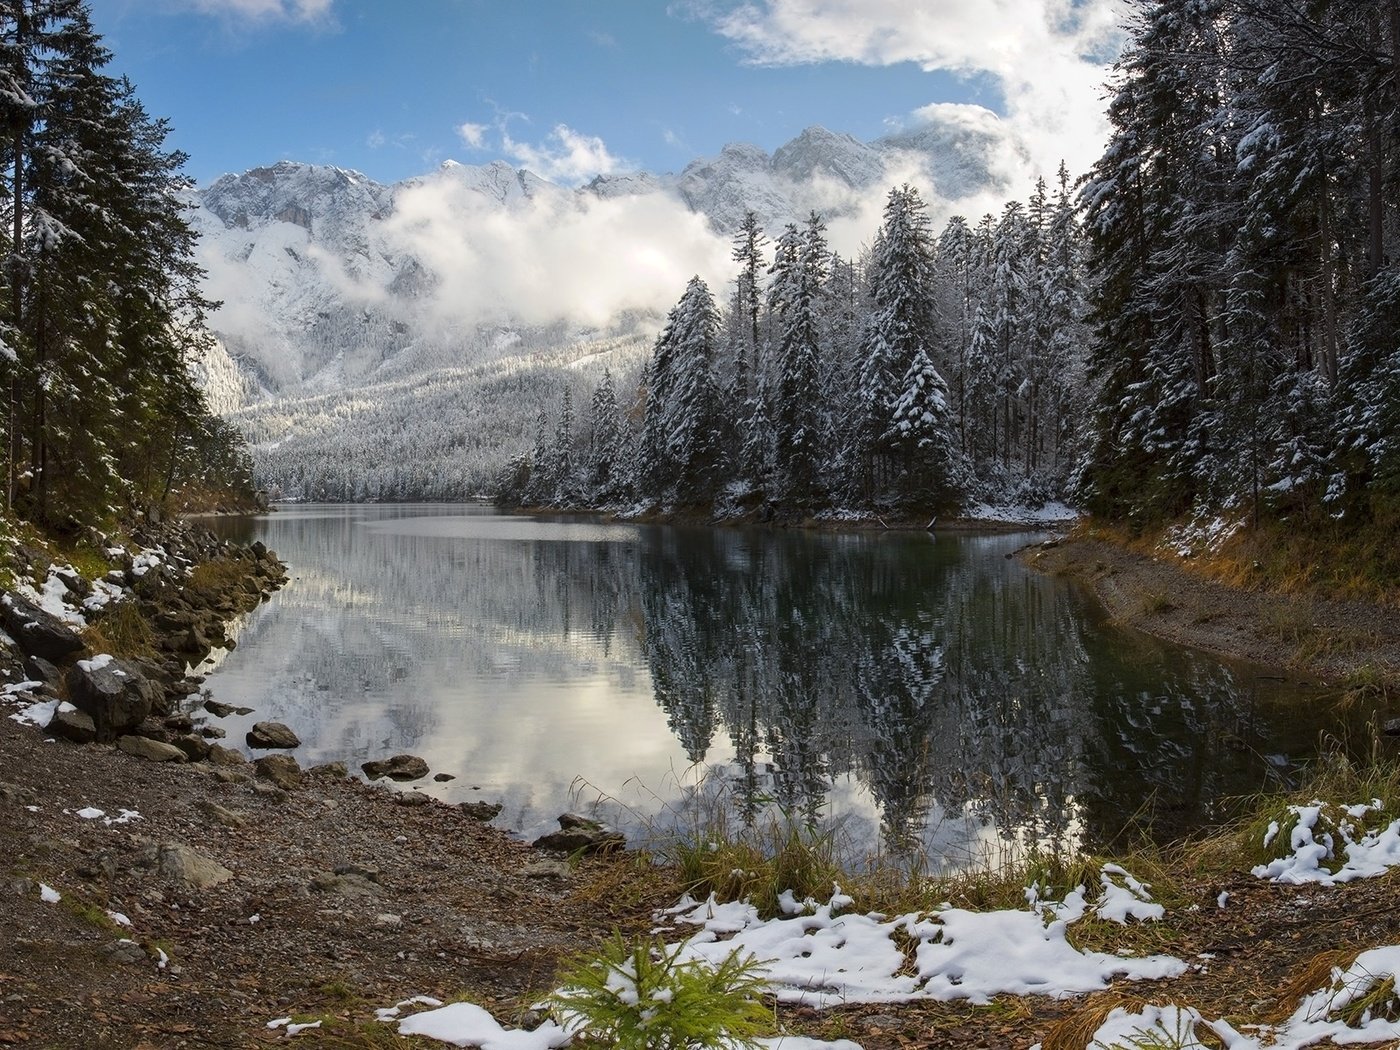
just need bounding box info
[81,601,156,660]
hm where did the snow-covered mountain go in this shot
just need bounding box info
[193,112,1017,406]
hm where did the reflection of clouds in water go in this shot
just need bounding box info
[204,507,1312,868]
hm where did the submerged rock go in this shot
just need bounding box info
[459,801,502,822]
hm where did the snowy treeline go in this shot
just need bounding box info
[499,176,1092,515]
[234,335,648,501]
[1078,0,1400,527]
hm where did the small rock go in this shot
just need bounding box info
[253,754,302,791]
[394,791,431,807]
[361,754,430,781]
[24,654,62,686]
[206,743,248,766]
[309,761,348,778]
[202,699,236,718]
[172,734,211,762]
[459,801,503,822]
[104,939,148,966]
[246,721,300,750]
[154,843,233,889]
[117,735,188,763]
[432,772,456,782]
[533,814,625,855]
[194,799,247,828]
[374,913,402,926]
[48,706,96,744]
[332,863,381,883]
[199,726,227,740]
[521,859,571,880]
[1384,718,1400,737]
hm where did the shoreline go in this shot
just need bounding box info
[1020,534,1400,688]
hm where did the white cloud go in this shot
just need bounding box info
[366,129,386,149]
[380,170,733,331]
[709,0,1127,184]
[178,0,334,22]
[457,122,489,149]
[500,124,630,185]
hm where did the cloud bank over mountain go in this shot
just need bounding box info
[192,112,1045,401]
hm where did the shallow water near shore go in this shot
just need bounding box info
[203,503,1332,869]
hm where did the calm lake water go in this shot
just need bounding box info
[204,503,1325,870]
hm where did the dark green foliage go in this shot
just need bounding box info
[547,934,771,1050]
[0,1,247,525]
[1078,0,1400,532]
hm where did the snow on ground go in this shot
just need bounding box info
[387,866,1179,1049]
[1252,801,1400,886]
[963,500,1079,525]
[15,572,87,626]
[1087,946,1400,1048]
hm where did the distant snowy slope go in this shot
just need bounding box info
[232,334,649,501]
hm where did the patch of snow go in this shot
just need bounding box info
[374,995,443,1022]
[39,883,60,904]
[82,578,127,613]
[77,653,116,673]
[963,500,1078,525]
[396,1001,570,1048]
[1252,802,1400,885]
[76,807,105,820]
[673,884,1184,1007]
[16,572,86,626]
[10,696,61,728]
[1096,864,1166,924]
[107,911,132,928]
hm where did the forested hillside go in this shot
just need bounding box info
[508,0,1400,564]
[0,1,254,528]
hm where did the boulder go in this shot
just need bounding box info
[47,705,96,744]
[24,654,62,687]
[206,744,247,766]
[0,592,85,662]
[67,655,159,740]
[1385,718,1400,737]
[245,721,300,750]
[309,761,348,778]
[203,699,236,718]
[117,735,188,763]
[254,753,302,791]
[172,734,212,762]
[154,843,233,889]
[532,813,625,855]
[361,754,429,781]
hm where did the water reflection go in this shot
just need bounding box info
[205,505,1316,868]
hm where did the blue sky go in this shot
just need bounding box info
[95,0,1123,189]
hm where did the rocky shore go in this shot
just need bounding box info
[0,519,657,1048]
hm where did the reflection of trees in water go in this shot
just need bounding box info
[633,528,1282,858]
[221,509,1297,859]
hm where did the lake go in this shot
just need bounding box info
[204,503,1325,870]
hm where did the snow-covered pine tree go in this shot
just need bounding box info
[769,212,829,503]
[861,185,959,507]
[643,276,725,502]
